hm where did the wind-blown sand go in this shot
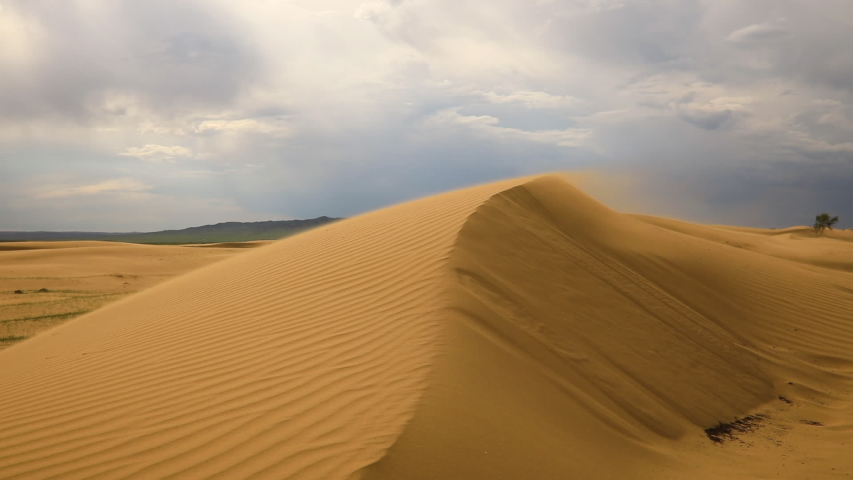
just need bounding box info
[1,175,851,479]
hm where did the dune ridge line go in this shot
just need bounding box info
[2,174,853,479]
[0,177,526,479]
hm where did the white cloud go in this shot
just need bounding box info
[672,95,755,130]
[0,4,46,70]
[299,10,347,19]
[575,0,627,12]
[789,135,853,155]
[726,20,788,43]
[136,122,186,136]
[709,97,755,110]
[590,108,631,118]
[429,108,591,147]
[477,90,579,109]
[816,111,853,129]
[135,115,291,137]
[354,1,395,22]
[119,145,194,163]
[193,119,290,137]
[811,99,843,108]
[36,178,153,199]
[441,111,499,126]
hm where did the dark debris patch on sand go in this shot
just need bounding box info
[800,419,824,426]
[705,414,767,444]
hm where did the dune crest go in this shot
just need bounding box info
[2,175,853,479]
[0,178,523,479]
[362,176,853,479]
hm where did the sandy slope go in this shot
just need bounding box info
[1,175,852,479]
[0,242,248,349]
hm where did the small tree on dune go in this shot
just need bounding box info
[813,213,839,234]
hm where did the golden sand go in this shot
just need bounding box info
[0,241,257,349]
[0,175,851,479]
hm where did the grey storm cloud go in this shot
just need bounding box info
[678,108,733,130]
[546,1,705,67]
[0,1,257,123]
[1,0,853,231]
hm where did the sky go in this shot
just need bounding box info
[1,0,852,231]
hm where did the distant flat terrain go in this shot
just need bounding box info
[0,216,341,244]
[0,241,265,349]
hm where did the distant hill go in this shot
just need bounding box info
[0,217,342,245]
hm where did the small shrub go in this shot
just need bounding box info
[813,213,839,234]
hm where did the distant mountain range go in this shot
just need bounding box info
[0,217,342,245]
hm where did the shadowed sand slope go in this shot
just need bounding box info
[0,178,522,479]
[360,176,853,479]
[2,175,853,479]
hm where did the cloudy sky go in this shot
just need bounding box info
[1,0,852,231]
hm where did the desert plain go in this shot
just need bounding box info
[0,241,267,350]
[0,174,852,479]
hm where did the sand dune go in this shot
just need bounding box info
[0,242,250,349]
[185,242,274,249]
[1,175,852,479]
